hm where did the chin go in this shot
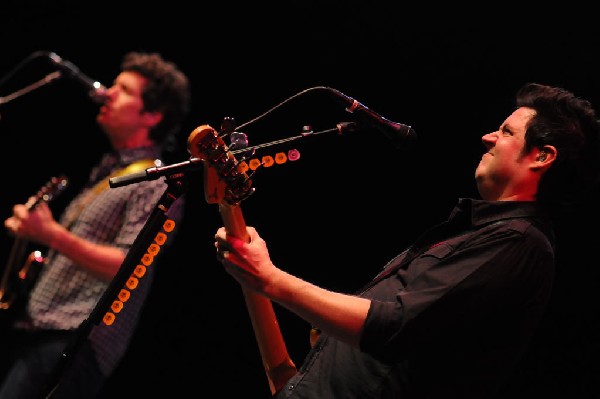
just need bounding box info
[474,168,484,182]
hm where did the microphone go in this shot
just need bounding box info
[327,87,416,150]
[109,158,203,188]
[47,52,108,104]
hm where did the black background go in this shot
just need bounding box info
[2,2,600,397]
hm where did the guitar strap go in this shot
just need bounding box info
[61,158,156,229]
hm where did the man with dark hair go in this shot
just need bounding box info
[213,83,600,398]
[1,51,191,398]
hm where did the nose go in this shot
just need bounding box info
[481,131,497,149]
[106,85,118,95]
[101,85,118,101]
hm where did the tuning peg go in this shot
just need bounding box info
[229,131,248,150]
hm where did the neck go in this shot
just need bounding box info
[479,180,538,202]
[494,194,536,201]
[111,133,155,150]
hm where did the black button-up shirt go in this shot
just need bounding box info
[278,199,555,399]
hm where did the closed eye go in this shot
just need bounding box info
[500,125,513,136]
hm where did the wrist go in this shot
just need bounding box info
[48,223,67,251]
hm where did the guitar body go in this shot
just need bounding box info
[0,175,68,327]
[0,250,45,324]
[188,125,297,395]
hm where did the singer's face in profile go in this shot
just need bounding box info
[95,71,151,148]
[475,107,537,201]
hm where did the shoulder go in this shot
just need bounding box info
[492,217,554,246]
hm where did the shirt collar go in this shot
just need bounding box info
[115,146,162,165]
[451,198,545,227]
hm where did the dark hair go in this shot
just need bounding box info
[516,83,600,214]
[120,51,191,145]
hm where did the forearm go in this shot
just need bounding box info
[49,224,126,281]
[264,267,371,348]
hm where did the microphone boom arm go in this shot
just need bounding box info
[0,71,61,106]
[108,122,360,188]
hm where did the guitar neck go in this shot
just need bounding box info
[187,124,296,394]
[219,202,297,395]
[0,175,68,310]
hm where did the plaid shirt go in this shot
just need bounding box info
[24,145,185,375]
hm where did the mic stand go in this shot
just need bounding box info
[107,122,362,188]
[42,172,188,399]
[0,71,62,106]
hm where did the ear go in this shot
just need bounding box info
[532,145,557,170]
[142,110,163,129]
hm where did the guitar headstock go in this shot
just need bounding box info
[187,124,254,205]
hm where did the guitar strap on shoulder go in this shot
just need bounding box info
[62,158,156,229]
